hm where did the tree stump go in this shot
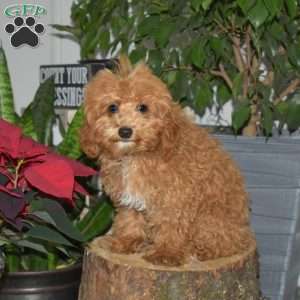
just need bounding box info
[79,237,262,300]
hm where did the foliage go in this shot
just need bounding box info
[54,0,300,136]
[51,0,129,59]
[0,44,114,272]
[0,42,18,124]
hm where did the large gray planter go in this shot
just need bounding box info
[0,263,82,300]
[217,135,300,300]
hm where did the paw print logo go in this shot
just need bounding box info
[5,16,45,48]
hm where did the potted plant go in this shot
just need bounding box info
[0,44,114,299]
[54,1,300,299]
[54,0,300,134]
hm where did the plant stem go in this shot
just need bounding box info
[274,79,300,105]
[5,245,20,272]
[242,25,252,98]
[13,159,24,189]
[162,66,193,72]
[210,63,233,90]
[242,103,260,136]
[47,251,57,270]
[232,35,245,73]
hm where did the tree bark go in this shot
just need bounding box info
[79,237,262,300]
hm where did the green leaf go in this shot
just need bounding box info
[18,104,38,140]
[168,49,180,67]
[57,106,84,159]
[31,198,84,242]
[26,225,75,247]
[210,36,225,59]
[287,43,300,68]
[171,70,189,100]
[51,24,81,40]
[286,103,300,131]
[201,0,213,10]
[5,245,20,272]
[154,21,174,48]
[138,16,160,37]
[257,82,272,100]
[269,22,286,41]
[232,73,244,99]
[13,239,48,255]
[98,30,110,54]
[217,84,232,106]
[0,44,18,123]
[194,81,213,114]
[32,211,57,227]
[147,50,163,74]
[169,0,186,16]
[263,0,283,18]
[290,92,300,104]
[21,77,55,145]
[263,35,279,59]
[262,104,273,136]
[166,70,177,86]
[285,0,297,18]
[56,246,70,257]
[286,18,299,38]
[81,27,100,59]
[237,0,256,14]
[77,199,114,241]
[0,237,8,246]
[147,2,169,14]
[274,101,289,126]
[275,101,289,116]
[232,105,251,133]
[191,42,206,69]
[191,0,202,11]
[248,1,270,28]
[21,253,48,271]
[129,48,146,64]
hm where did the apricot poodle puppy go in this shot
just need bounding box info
[80,57,255,266]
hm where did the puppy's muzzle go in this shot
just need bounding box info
[118,127,133,139]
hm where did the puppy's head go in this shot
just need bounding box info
[80,57,181,160]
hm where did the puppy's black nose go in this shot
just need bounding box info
[118,127,133,139]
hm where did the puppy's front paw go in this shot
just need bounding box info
[143,249,185,266]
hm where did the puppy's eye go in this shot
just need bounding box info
[136,104,148,113]
[108,104,118,113]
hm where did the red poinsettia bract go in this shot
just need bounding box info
[0,119,96,227]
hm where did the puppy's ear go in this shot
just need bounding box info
[80,121,100,159]
[159,102,182,160]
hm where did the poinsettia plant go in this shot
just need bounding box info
[0,119,112,272]
[0,42,113,272]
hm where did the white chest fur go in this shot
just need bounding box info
[119,160,146,212]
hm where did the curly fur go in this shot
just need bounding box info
[80,57,255,266]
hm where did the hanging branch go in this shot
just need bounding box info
[242,26,252,98]
[231,35,245,73]
[245,25,252,71]
[211,63,233,90]
[274,79,300,105]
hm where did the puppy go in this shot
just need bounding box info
[80,57,255,266]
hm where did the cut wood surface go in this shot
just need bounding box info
[79,237,262,300]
